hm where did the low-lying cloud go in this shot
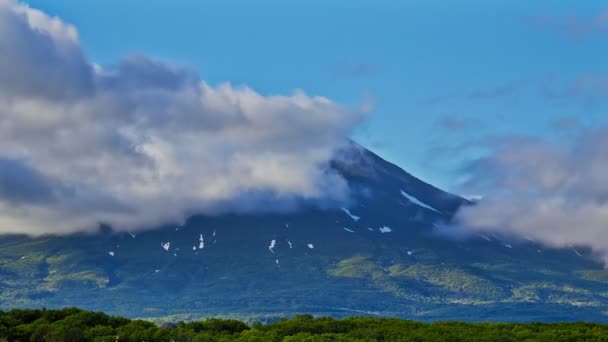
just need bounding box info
[454,128,608,264]
[0,0,363,235]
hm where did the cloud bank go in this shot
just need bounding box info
[0,0,363,235]
[454,128,608,264]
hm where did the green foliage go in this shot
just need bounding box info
[388,264,505,299]
[328,257,507,302]
[328,257,376,278]
[578,270,608,284]
[0,308,607,341]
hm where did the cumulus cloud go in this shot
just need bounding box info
[453,128,608,264]
[0,0,363,235]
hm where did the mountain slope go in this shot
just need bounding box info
[0,145,606,322]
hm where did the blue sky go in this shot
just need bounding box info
[26,0,608,191]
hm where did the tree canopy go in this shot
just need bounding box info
[0,308,607,341]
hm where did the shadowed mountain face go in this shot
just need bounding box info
[0,145,606,322]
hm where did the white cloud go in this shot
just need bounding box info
[0,0,363,235]
[454,130,608,264]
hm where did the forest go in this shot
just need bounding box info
[0,308,607,341]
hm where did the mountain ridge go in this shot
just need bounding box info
[0,143,606,322]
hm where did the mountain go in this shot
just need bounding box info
[0,144,606,322]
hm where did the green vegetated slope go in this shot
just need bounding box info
[1,308,608,342]
[1,214,607,323]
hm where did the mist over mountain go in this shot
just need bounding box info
[453,129,608,264]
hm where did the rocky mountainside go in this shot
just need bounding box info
[0,145,606,322]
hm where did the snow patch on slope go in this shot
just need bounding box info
[379,226,392,233]
[400,190,441,213]
[199,234,205,249]
[478,234,492,242]
[341,208,360,221]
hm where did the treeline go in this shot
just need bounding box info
[0,308,607,341]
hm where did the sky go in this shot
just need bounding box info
[24,0,608,191]
[2,0,608,260]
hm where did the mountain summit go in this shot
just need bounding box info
[0,144,606,322]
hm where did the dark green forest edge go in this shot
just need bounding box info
[1,308,608,342]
